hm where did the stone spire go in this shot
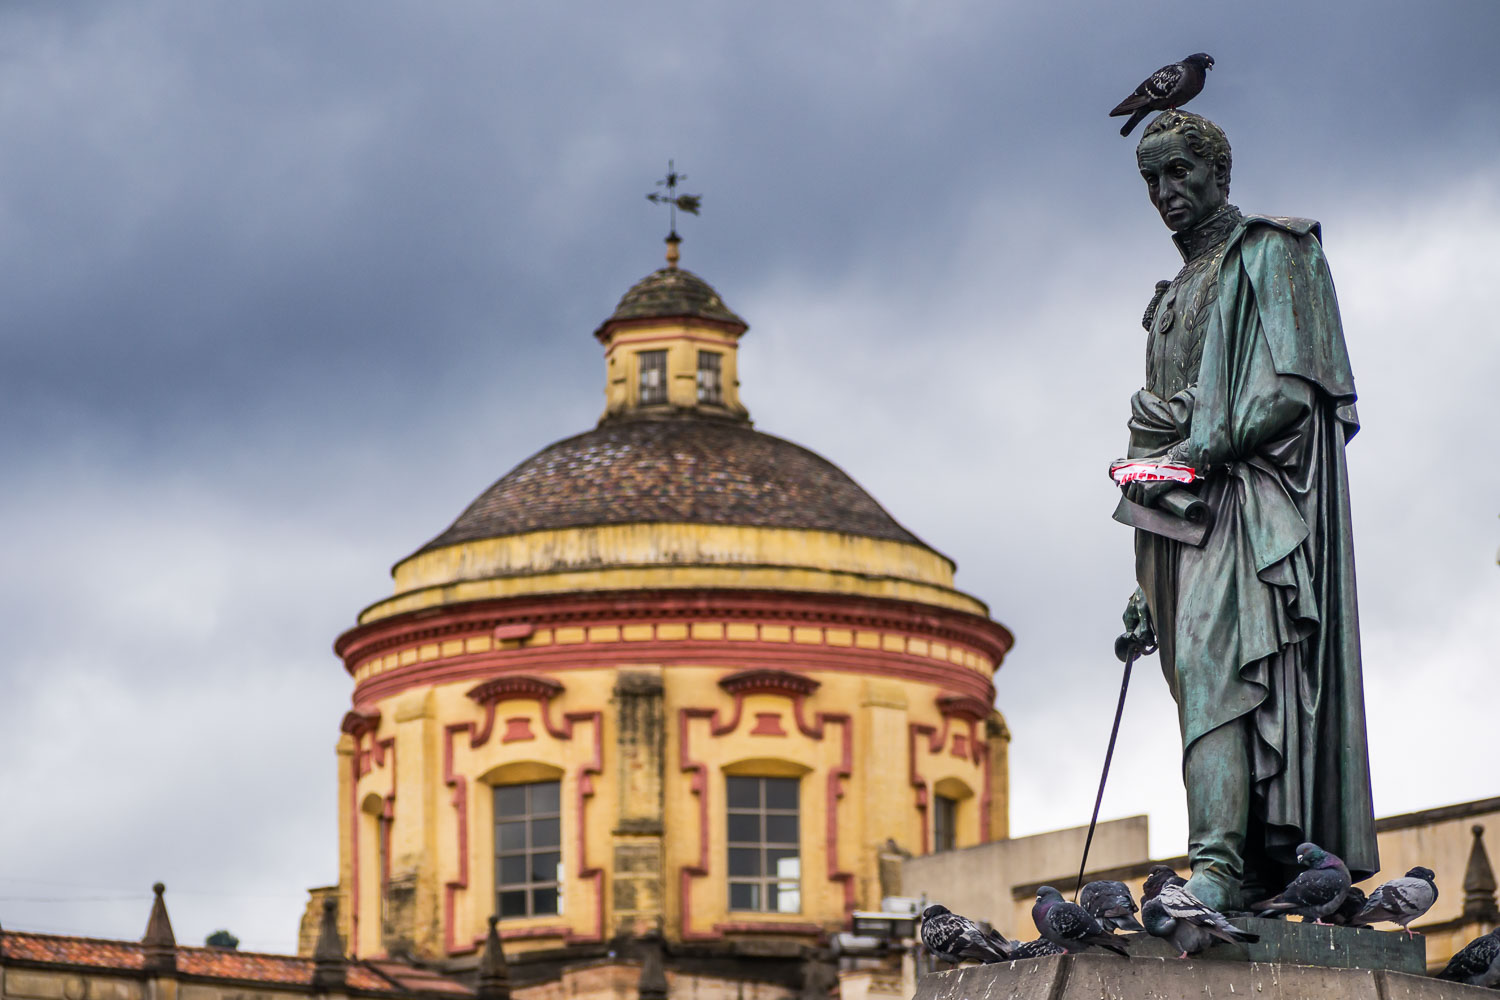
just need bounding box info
[636,934,668,1000]
[142,883,177,974]
[475,916,511,1000]
[1464,823,1499,922]
[311,896,348,991]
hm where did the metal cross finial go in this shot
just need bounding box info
[645,159,701,267]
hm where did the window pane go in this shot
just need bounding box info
[726,776,759,809]
[765,813,798,845]
[499,890,527,918]
[727,813,760,843]
[729,882,759,911]
[498,822,527,851]
[530,782,560,814]
[773,883,801,914]
[532,887,559,915]
[767,850,799,880]
[531,816,560,848]
[499,854,527,885]
[728,847,761,877]
[764,778,799,810]
[531,851,561,882]
[496,786,526,817]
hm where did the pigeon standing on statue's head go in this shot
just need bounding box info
[1109,53,1214,137]
[1438,927,1500,986]
[1079,880,1144,933]
[1254,842,1351,924]
[1032,886,1129,957]
[918,904,1012,965]
[1140,866,1259,959]
[1352,866,1437,937]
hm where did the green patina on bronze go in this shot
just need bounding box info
[1115,110,1378,911]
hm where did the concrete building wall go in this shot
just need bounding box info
[902,816,1151,939]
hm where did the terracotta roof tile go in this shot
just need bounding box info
[0,931,473,998]
[413,417,930,557]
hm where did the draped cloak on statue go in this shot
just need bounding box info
[1129,214,1379,885]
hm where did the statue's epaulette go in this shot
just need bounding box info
[1243,214,1322,243]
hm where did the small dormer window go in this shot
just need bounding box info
[638,350,667,405]
[696,351,723,405]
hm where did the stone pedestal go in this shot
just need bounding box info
[1124,916,1426,974]
[916,955,1491,1000]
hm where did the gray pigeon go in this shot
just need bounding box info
[919,904,1012,965]
[1437,927,1500,986]
[1032,886,1129,957]
[1109,53,1214,137]
[1140,866,1259,959]
[1352,866,1437,936]
[1011,938,1066,959]
[1254,842,1351,923]
[1080,880,1145,933]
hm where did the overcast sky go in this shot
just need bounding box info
[2,1,1497,955]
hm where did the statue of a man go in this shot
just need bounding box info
[1115,110,1379,911]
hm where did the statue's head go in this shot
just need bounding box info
[1136,110,1232,232]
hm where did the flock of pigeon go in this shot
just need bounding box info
[919,841,1500,986]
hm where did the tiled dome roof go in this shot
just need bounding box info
[595,267,745,336]
[412,417,928,556]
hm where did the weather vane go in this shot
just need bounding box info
[645,159,700,267]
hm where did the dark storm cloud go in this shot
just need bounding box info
[2,0,1497,952]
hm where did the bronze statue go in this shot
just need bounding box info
[1113,110,1378,911]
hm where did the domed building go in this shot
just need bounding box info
[323,243,1014,995]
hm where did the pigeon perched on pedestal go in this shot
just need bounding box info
[1254,842,1351,923]
[1352,867,1438,936]
[1140,865,1259,959]
[1080,880,1145,933]
[1109,53,1214,137]
[1437,927,1500,986]
[919,904,1012,965]
[1010,938,1066,959]
[1032,886,1129,957]
[1326,886,1372,928]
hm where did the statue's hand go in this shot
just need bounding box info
[1116,587,1156,661]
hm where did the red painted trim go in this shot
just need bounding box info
[501,717,535,742]
[355,642,993,706]
[341,709,381,738]
[594,314,747,344]
[602,329,746,355]
[349,731,396,959]
[792,697,855,916]
[337,588,1012,675]
[493,623,535,641]
[442,721,475,955]
[468,675,564,703]
[749,713,786,736]
[678,704,740,941]
[936,694,991,724]
[951,734,968,759]
[720,669,820,698]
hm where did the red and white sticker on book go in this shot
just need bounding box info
[1110,459,1198,486]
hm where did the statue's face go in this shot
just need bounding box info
[1137,131,1225,232]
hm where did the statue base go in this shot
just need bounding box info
[918,953,1486,1000]
[1126,916,1426,974]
